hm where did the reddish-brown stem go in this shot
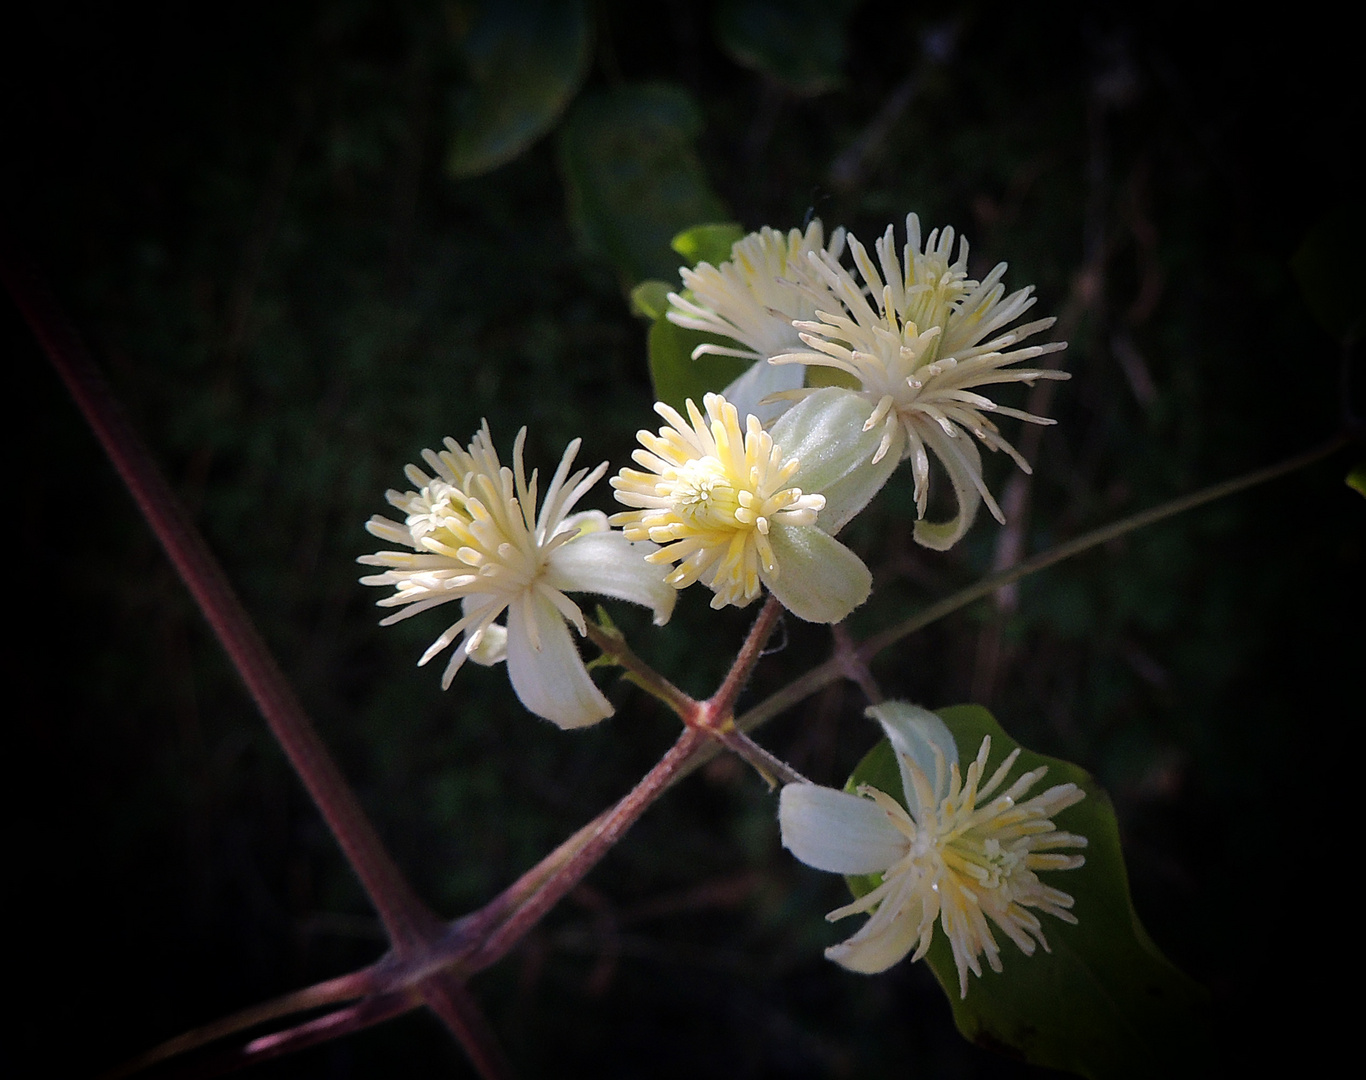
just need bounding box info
[831,623,882,704]
[705,596,783,724]
[708,727,809,786]
[420,974,516,1080]
[464,728,707,971]
[582,620,696,720]
[4,258,438,954]
[219,990,424,1076]
[103,968,381,1079]
[585,597,797,784]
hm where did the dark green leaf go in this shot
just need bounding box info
[671,222,745,267]
[558,84,729,287]
[646,316,749,414]
[445,0,592,179]
[714,0,857,96]
[846,704,1209,1079]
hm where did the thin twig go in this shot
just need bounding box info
[463,728,708,971]
[858,435,1352,663]
[217,990,423,1076]
[707,596,784,723]
[831,623,882,704]
[708,727,809,787]
[725,433,1354,746]
[420,974,516,1080]
[101,968,379,1079]
[583,619,696,720]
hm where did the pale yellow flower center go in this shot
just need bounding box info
[611,394,824,609]
[667,459,743,531]
[359,425,608,683]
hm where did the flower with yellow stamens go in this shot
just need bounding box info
[610,389,893,623]
[665,221,847,424]
[780,703,1087,996]
[666,220,847,362]
[359,423,674,729]
[771,214,1069,550]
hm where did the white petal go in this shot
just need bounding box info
[769,387,898,534]
[720,358,806,427]
[506,592,613,729]
[466,623,508,666]
[545,530,677,626]
[825,875,930,974]
[460,595,508,666]
[779,784,907,874]
[865,702,958,810]
[763,524,871,624]
[911,422,984,550]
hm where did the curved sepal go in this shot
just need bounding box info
[770,387,899,533]
[763,524,871,624]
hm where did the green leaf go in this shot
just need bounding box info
[629,280,674,321]
[445,1,593,179]
[646,316,749,414]
[714,0,857,96]
[1290,202,1366,345]
[671,222,745,267]
[1347,461,1366,498]
[846,704,1209,1079]
[558,84,729,287]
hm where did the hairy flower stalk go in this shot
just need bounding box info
[780,703,1087,996]
[611,390,893,623]
[772,214,1070,550]
[665,221,847,423]
[360,423,674,729]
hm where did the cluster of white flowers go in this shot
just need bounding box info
[359,216,1081,987]
[672,213,1069,550]
[361,215,1066,716]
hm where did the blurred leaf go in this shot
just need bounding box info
[445,0,592,178]
[671,222,745,267]
[805,364,859,390]
[846,704,1209,1079]
[647,316,749,414]
[1347,461,1366,498]
[714,0,857,96]
[558,83,729,286]
[629,279,673,321]
[1290,202,1366,345]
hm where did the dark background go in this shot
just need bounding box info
[8,2,1362,1076]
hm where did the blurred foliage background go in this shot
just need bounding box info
[8,1,1361,1076]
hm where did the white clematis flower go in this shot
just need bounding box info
[610,389,896,622]
[665,221,847,425]
[772,214,1069,550]
[359,423,675,729]
[780,702,1087,996]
